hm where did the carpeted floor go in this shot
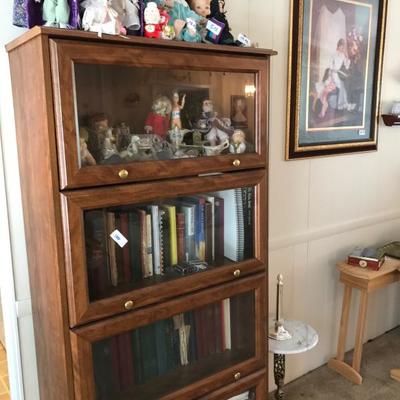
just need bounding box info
[269,327,400,399]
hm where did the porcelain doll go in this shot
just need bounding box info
[196,99,233,145]
[229,129,246,154]
[42,0,70,28]
[144,95,172,139]
[170,91,186,129]
[152,0,204,42]
[79,138,97,166]
[208,0,235,45]
[189,0,210,17]
[81,0,126,35]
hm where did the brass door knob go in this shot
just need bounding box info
[233,269,241,278]
[233,159,241,167]
[124,300,134,310]
[234,372,241,381]
[119,169,129,179]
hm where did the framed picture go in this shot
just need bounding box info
[286,0,388,159]
[231,95,248,128]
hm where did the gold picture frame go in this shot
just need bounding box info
[286,0,388,160]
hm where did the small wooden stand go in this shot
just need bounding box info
[391,369,400,382]
[328,258,400,384]
[382,114,400,126]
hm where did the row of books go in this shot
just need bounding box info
[93,299,232,397]
[85,188,254,299]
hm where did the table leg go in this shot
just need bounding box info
[274,353,285,400]
[352,290,368,373]
[337,285,352,361]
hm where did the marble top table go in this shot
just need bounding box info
[269,320,319,355]
[268,320,318,400]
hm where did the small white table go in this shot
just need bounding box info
[269,320,319,400]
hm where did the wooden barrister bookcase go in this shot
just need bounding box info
[7,27,276,400]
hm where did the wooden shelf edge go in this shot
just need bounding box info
[6,26,278,57]
[382,114,400,126]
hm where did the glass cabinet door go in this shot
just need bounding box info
[62,171,266,326]
[70,274,265,400]
[50,39,269,189]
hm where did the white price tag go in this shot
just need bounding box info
[237,33,251,47]
[186,18,197,31]
[206,19,222,36]
[110,229,128,248]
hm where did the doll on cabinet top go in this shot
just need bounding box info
[13,0,248,46]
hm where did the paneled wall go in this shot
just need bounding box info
[0,1,399,398]
[227,0,400,388]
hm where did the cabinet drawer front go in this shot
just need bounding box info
[50,39,269,189]
[70,274,266,400]
[198,369,267,400]
[61,170,267,326]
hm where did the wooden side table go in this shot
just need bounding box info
[328,258,400,384]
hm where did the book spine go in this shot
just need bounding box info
[107,211,118,286]
[183,206,195,261]
[128,211,142,282]
[176,212,185,264]
[204,201,212,264]
[198,199,206,262]
[234,189,245,262]
[168,206,178,266]
[145,214,154,277]
[214,197,225,264]
[136,209,147,279]
[159,209,165,274]
[150,205,161,275]
[84,210,109,298]
[119,212,132,283]
[223,298,231,350]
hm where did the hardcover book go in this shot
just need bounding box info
[347,247,385,270]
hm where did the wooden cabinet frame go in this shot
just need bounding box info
[70,274,266,400]
[50,39,269,189]
[199,369,267,400]
[6,27,275,400]
[62,170,267,326]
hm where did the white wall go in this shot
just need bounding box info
[228,0,400,388]
[0,0,399,398]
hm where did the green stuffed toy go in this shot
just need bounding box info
[152,0,205,42]
[42,0,70,28]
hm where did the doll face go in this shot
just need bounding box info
[94,118,109,134]
[191,0,211,17]
[232,130,245,143]
[172,92,179,103]
[202,99,214,113]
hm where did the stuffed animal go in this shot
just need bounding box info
[151,0,205,42]
[144,2,163,38]
[42,0,70,28]
[81,0,126,35]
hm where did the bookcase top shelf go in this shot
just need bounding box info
[6,26,278,57]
